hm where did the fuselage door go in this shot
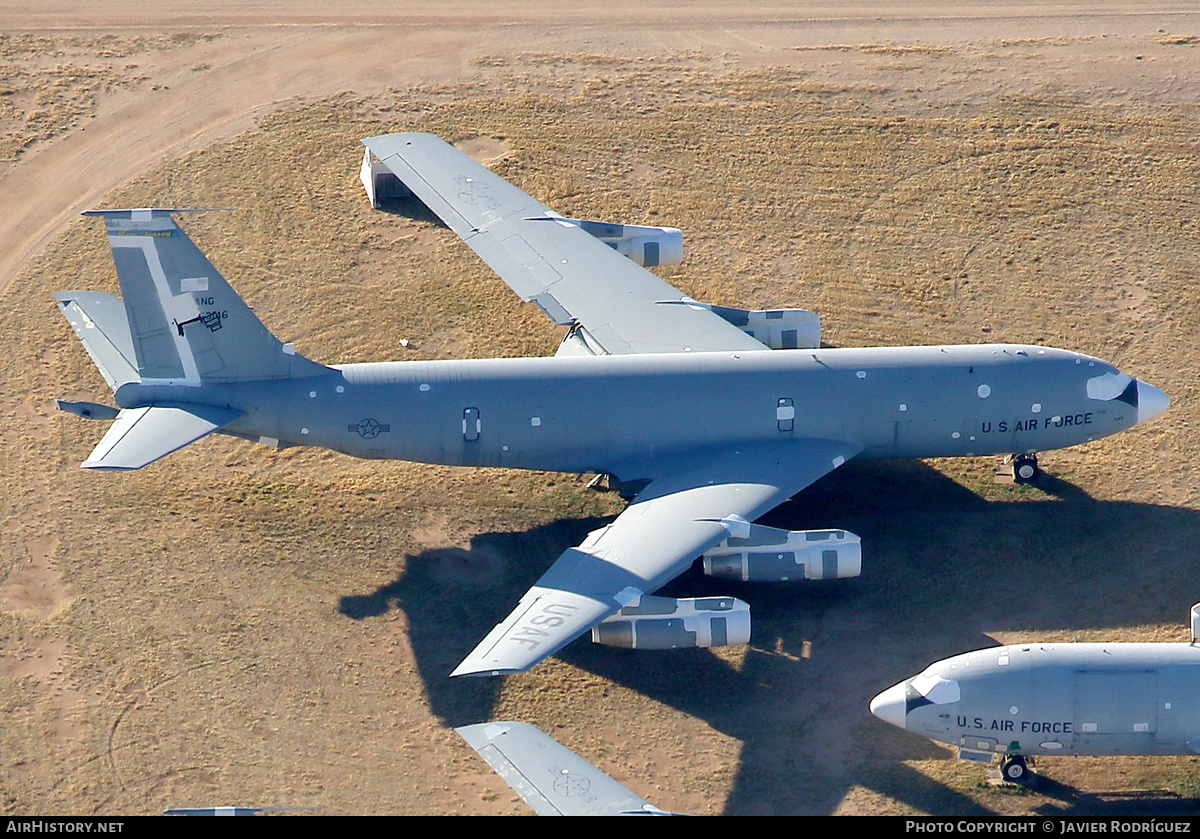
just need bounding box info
[777,398,795,433]
[463,407,481,442]
[959,734,999,753]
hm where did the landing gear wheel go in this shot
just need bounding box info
[1012,454,1040,485]
[1001,755,1029,784]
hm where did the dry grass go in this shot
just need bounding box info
[0,33,218,161]
[1157,34,1200,46]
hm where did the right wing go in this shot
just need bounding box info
[451,438,861,677]
[456,721,670,816]
[362,133,769,356]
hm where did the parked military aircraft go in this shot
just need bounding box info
[871,604,1200,784]
[55,133,1168,677]
[457,721,676,815]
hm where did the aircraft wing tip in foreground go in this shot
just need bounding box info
[456,720,674,815]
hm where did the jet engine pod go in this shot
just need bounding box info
[591,595,750,650]
[702,525,861,582]
[701,303,821,350]
[562,217,684,267]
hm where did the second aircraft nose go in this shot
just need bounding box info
[869,681,908,730]
[1137,380,1170,424]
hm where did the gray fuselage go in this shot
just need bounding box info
[116,342,1142,481]
[875,643,1200,757]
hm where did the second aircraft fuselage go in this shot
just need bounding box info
[114,342,1159,481]
[873,642,1200,757]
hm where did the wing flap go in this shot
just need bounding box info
[452,438,862,676]
[82,403,245,470]
[362,133,770,355]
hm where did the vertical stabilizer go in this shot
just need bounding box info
[83,209,327,385]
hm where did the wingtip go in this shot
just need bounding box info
[81,207,232,217]
[361,131,436,150]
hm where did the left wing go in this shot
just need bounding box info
[456,721,671,816]
[362,133,771,356]
[451,438,861,677]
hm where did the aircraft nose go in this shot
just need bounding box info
[1137,380,1170,424]
[869,681,908,730]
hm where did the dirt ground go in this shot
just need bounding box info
[3,1,1200,816]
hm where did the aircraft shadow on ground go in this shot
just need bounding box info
[339,458,1200,815]
[372,195,447,228]
[338,515,612,727]
[1028,775,1200,816]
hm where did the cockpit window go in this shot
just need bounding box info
[911,672,961,705]
[1087,371,1133,401]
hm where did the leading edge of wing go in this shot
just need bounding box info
[450,438,862,677]
[361,133,768,355]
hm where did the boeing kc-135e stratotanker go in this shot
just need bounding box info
[871,604,1200,785]
[55,132,1169,677]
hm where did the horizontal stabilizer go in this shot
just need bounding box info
[82,403,244,470]
[54,291,140,388]
[56,400,120,421]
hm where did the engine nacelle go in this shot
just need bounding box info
[557,217,684,267]
[591,594,751,650]
[703,303,821,350]
[702,525,861,582]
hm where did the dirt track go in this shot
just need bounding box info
[3,1,1200,816]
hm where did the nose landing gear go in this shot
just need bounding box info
[995,453,1041,485]
[1000,754,1031,785]
[1012,453,1040,484]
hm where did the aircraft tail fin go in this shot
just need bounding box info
[76,209,328,386]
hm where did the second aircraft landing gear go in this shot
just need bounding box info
[1012,453,1040,485]
[1000,754,1031,785]
[995,453,1041,485]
